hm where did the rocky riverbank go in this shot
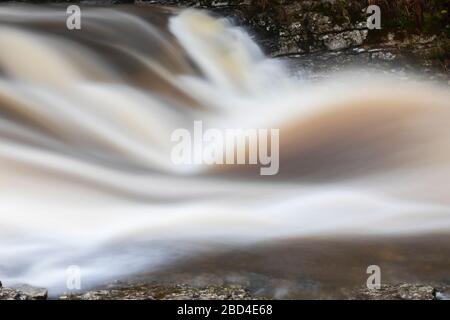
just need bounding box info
[1,280,449,300]
[59,282,259,300]
[352,284,450,300]
[0,281,48,300]
[0,280,259,300]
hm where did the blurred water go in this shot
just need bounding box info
[0,4,449,293]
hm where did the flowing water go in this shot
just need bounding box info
[0,4,449,297]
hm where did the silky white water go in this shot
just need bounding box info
[0,5,449,292]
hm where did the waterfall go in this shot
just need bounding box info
[0,4,449,293]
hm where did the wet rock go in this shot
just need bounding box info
[435,287,450,300]
[371,51,397,61]
[60,281,450,300]
[0,283,48,300]
[352,284,445,300]
[60,282,260,300]
[0,287,20,300]
[322,29,367,51]
[15,284,48,300]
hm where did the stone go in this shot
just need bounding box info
[0,283,48,300]
[60,282,259,300]
[352,284,441,300]
[435,288,450,300]
[14,284,48,300]
[323,33,348,51]
[372,51,397,61]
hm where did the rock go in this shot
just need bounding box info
[2,279,449,300]
[14,284,48,300]
[435,287,450,300]
[0,283,48,300]
[60,282,260,300]
[371,51,397,61]
[0,287,20,300]
[59,281,450,300]
[351,284,447,300]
